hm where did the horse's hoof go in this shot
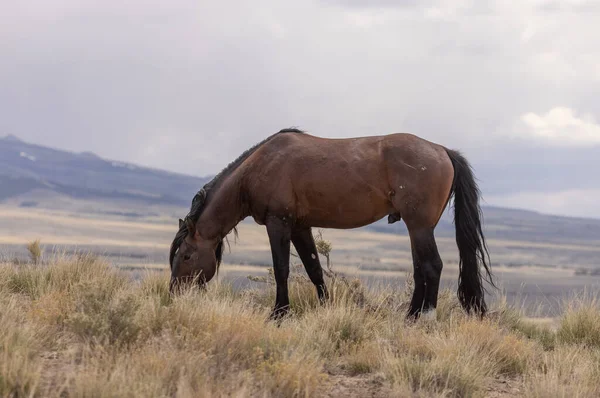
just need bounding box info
[405,312,419,323]
[317,286,329,305]
[421,308,437,322]
[269,306,290,322]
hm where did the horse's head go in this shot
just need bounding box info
[169,217,223,293]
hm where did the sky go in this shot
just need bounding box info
[2,0,600,218]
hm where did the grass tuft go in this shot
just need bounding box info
[557,294,600,348]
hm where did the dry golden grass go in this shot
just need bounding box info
[26,239,42,265]
[1,254,600,397]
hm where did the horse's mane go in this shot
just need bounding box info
[169,128,304,269]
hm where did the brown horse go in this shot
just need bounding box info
[170,128,493,320]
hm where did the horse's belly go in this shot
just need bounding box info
[298,193,392,229]
[307,214,388,229]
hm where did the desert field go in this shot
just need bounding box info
[1,204,599,316]
[3,253,600,397]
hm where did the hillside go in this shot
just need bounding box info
[2,134,600,247]
[0,134,209,207]
[371,205,600,245]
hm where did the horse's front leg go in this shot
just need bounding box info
[291,226,328,304]
[266,216,292,320]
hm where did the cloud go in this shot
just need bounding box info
[533,0,600,13]
[1,0,600,217]
[320,0,425,8]
[519,107,600,147]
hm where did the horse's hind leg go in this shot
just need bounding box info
[291,227,329,303]
[407,227,443,320]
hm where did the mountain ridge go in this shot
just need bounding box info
[2,134,600,245]
[0,134,210,206]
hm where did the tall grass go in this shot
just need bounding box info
[26,239,42,264]
[1,254,600,397]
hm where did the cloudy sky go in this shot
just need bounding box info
[2,0,600,218]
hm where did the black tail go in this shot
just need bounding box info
[446,149,494,315]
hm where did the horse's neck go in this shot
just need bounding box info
[198,176,246,239]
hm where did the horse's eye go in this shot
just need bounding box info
[183,254,191,261]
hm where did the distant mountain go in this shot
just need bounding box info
[2,134,600,245]
[0,135,210,207]
[368,205,600,245]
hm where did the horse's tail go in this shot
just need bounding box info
[445,149,494,315]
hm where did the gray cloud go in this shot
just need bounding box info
[1,0,599,217]
[320,0,427,8]
[535,0,600,13]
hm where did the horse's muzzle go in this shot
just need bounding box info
[169,276,206,294]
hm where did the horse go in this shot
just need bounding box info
[169,128,493,320]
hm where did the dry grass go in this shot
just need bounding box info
[1,255,600,397]
[26,239,42,264]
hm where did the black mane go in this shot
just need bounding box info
[169,128,304,268]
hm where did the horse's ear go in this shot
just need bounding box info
[186,218,196,235]
[179,219,184,228]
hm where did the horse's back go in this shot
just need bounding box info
[266,131,447,158]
